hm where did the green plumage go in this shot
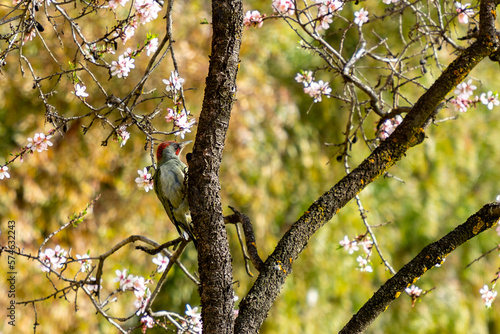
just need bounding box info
[154,141,196,246]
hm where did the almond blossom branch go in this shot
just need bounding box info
[340,203,500,333]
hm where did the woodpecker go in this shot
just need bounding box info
[154,140,196,246]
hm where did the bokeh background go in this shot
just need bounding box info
[1,0,500,333]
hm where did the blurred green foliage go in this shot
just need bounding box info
[1,0,500,333]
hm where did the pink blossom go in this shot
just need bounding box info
[480,91,499,110]
[135,0,162,25]
[354,8,369,26]
[133,278,152,315]
[140,315,155,333]
[165,108,177,122]
[133,276,149,298]
[0,166,10,180]
[454,79,476,98]
[303,80,331,102]
[76,254,92,273]
[39,248,56,272]
[378,115,403,140]
[243,10,265,28]
[480,285,497,308]
[110,54,135,78]
[359,238,373,255]
[27,133,53,153]
[51,245,68,269]
[339,235,359,254]
[152,254,170,273]
[450,96,474,113]
[174,112,196,139]
[108,0,129,10]
[185,304,202,331]
[272,0,295,16]
[162,71,185,92]
[405,285,423,297]
[317,12,333,31]
[295,71,313,85]
[120,24,136,44]
[145,37,159,56]
[356,255,373,272]
[39,245,67,272]
[317,0,344,16]
[74,84,89,98]
[455,2,474,24]
[117,126,130,147]
[114,269,138,291]
[135,168,154,192]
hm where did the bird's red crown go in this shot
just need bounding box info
[156,141,177,161]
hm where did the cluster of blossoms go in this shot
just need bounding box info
[313,0,344,31]
[455,2,474,24]
[165,109,196,139]
[162,70,196,139]
[39,247,100,291]
[339,235,374,272]
[378,115,403,140]
[40,246,95,275]
[243,10,265,28]
[272,0,295,15]
[114,269,153,315]
[39,245,68,272]
[295,71,332,103]
[112,254,170,316]
[109,0,161,25]
[136,167,154,192]
[108,0,128,10]
[140,315,155,333]
[135,0,162,24]
[183,304,203,333]
[1,131,55,181]
[479,285,497,308]
[451,79,477,112]
[450,79,499,112]
[27,132,53,153]
[111,52,136,78]
[116,126,131,147]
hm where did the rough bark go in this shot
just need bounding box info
[187,0,242,333]
[234,1,499,332]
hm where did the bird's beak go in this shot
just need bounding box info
[178,140,193,154]
[179,140,193,149]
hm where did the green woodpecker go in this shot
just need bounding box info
[154,140,196,246]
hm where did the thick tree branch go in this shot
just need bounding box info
[187,0,243,333]
[235,1,499,332]
[340,203,500,333]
